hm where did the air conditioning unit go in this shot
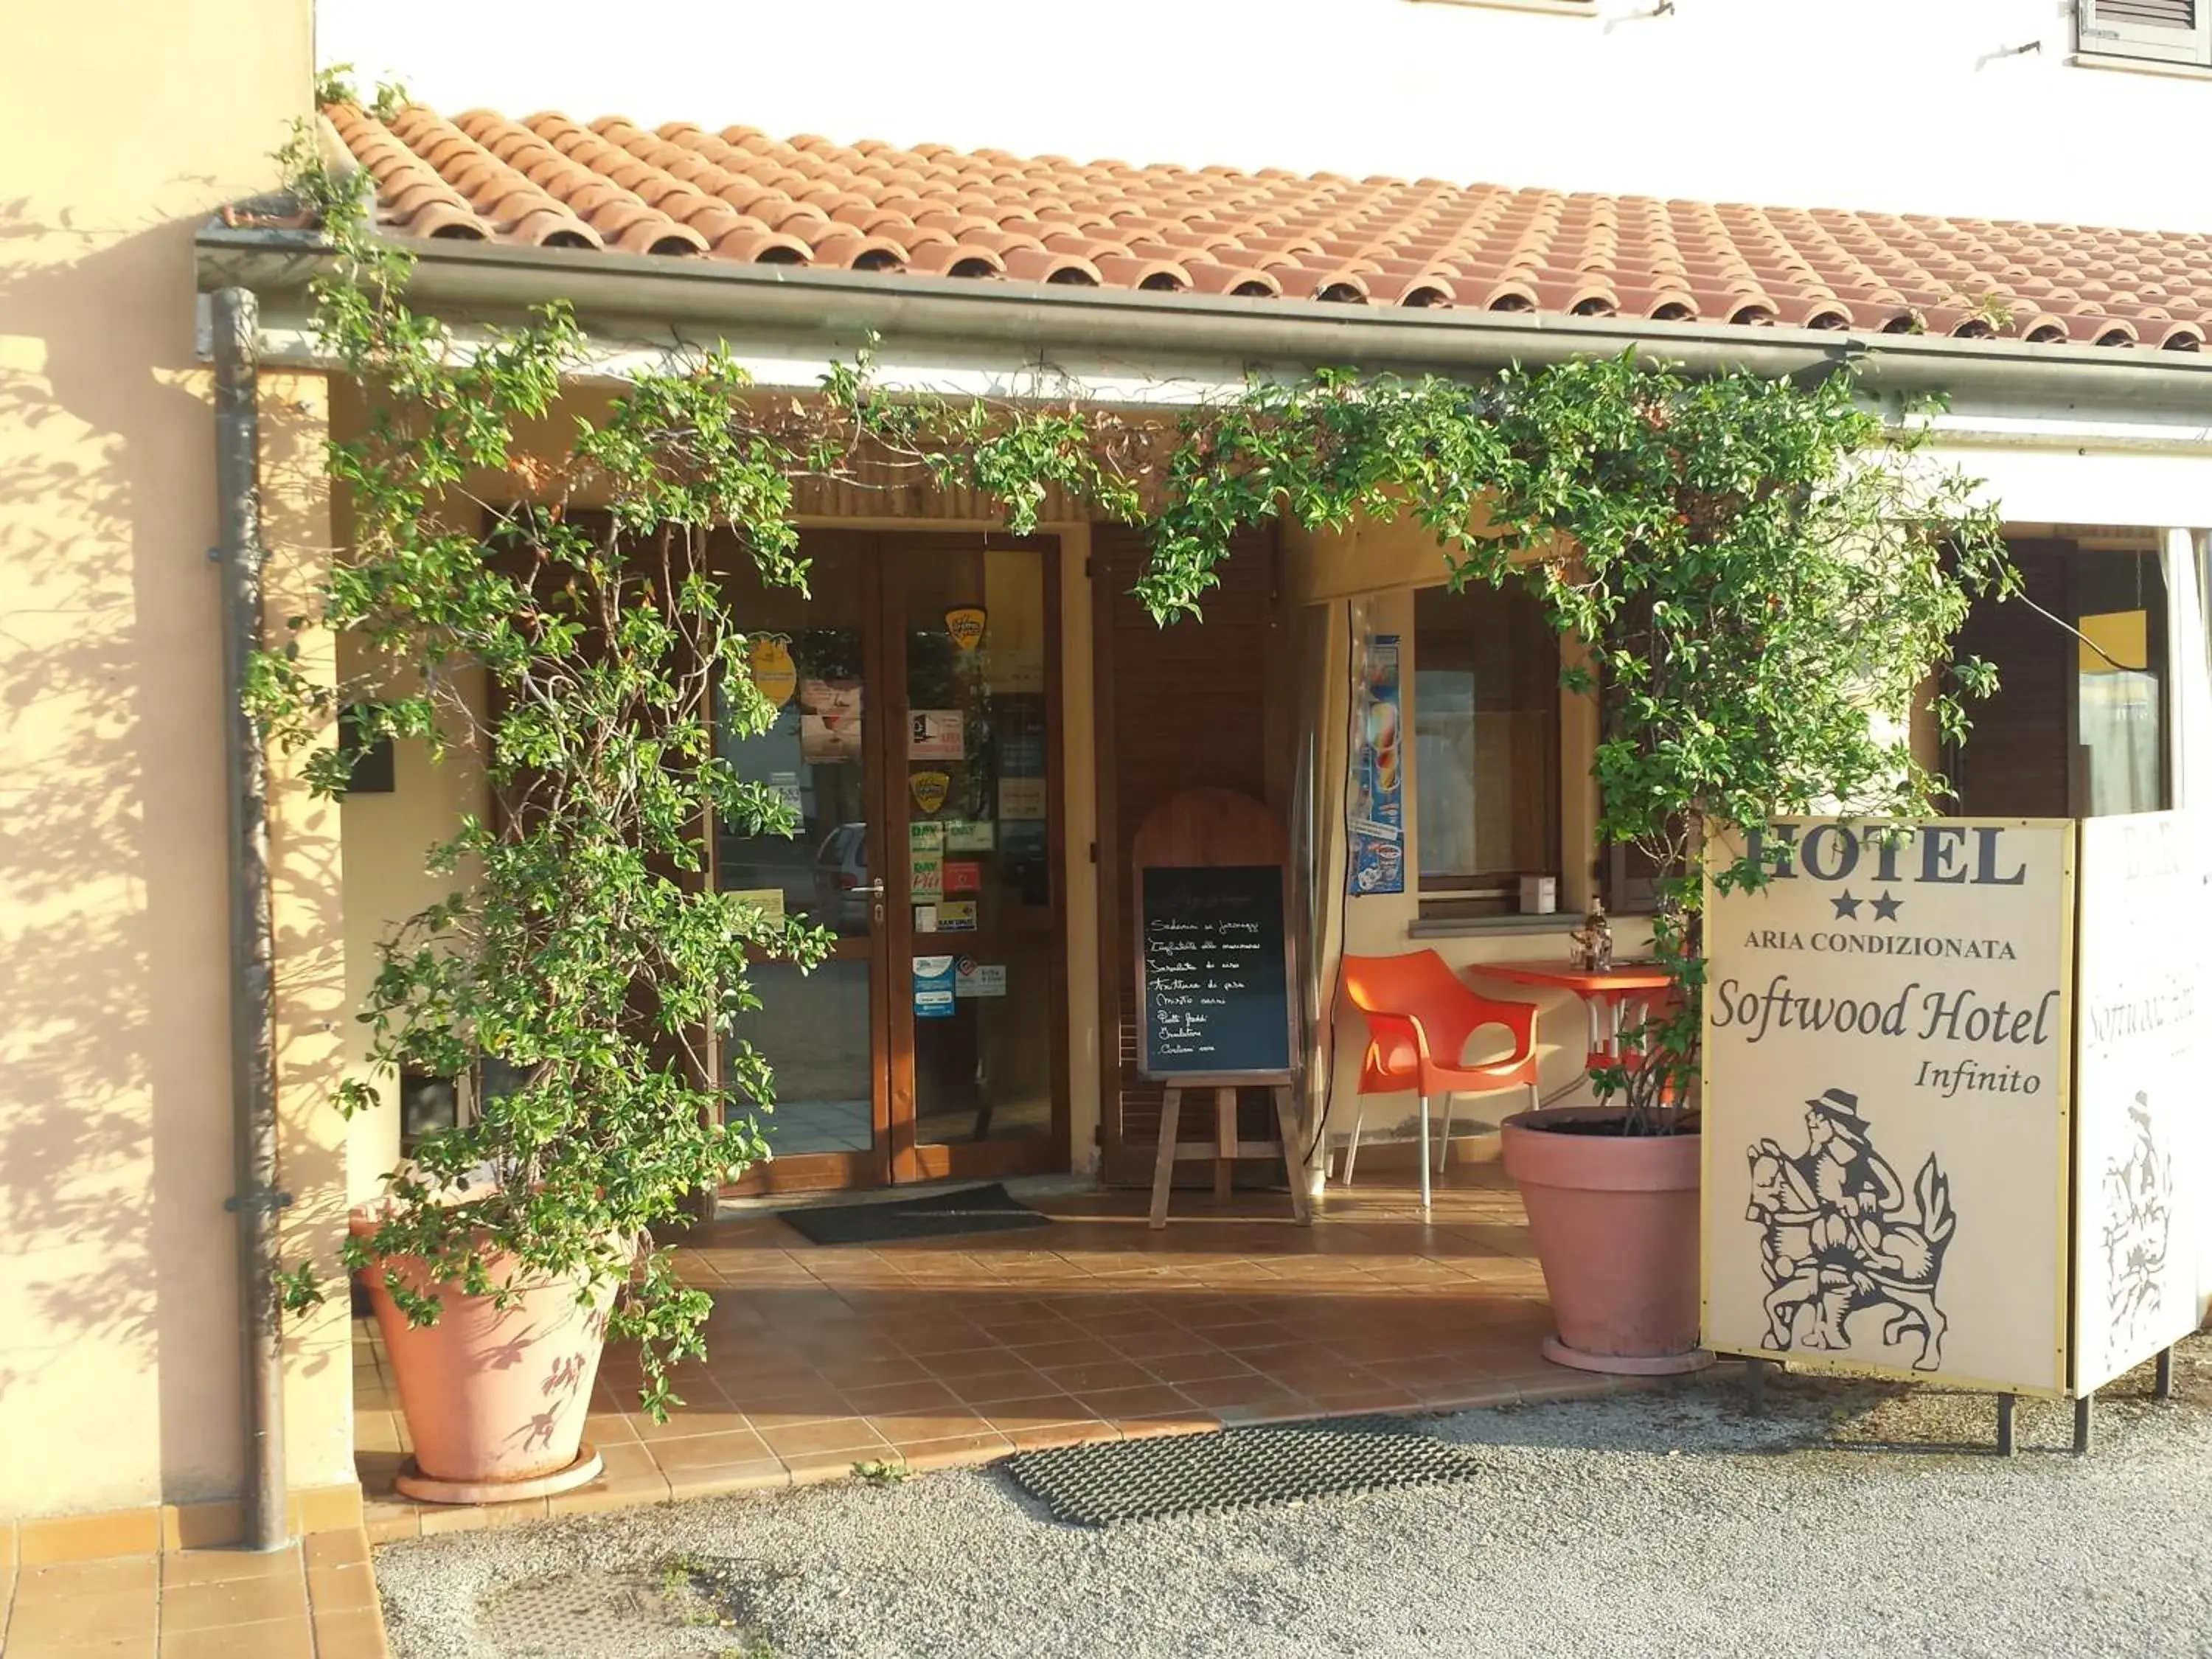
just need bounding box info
[2079,0,2212,66]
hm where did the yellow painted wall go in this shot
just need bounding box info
[0,0,320,1520]
[1283,521,1654,1164]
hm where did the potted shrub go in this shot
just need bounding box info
[1480,371,2009,1374]
[259,189,831,1499]
[1135,357,2008,1377]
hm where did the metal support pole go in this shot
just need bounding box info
[2073,1392,2095,1458]
[214,285,289,1551]
[2155,1346,2175,1401]
[1744,1357,1767,1416]
[1996,1392,2017,1457]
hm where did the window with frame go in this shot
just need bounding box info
[1413,582,1561,917]
[2077,0,2211,72]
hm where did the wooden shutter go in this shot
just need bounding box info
[2079,0,2211,66]
[1950,542,2074,818]
[1093,524,1286,1183]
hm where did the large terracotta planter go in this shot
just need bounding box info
[1500,1108,1711,1376]
[350,1208,614,1503]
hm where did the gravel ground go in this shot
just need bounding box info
[375,1336,2212,1659]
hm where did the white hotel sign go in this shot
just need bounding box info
[1702,818,2075,1397]
[2073,811,2208,1393]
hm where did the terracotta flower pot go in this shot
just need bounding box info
[350,1208,616,1503]
[1500,1108,1711,1376]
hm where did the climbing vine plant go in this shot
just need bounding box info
[262,95,2008,1411]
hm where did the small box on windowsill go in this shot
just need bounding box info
[1517,874,1558,915]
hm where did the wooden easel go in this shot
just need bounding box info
[1132,787,1312,1231]
[1147,1079,1310,1230]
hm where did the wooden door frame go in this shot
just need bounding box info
[886,531,1071,1183]
[720,528,1072,1194]
[715,531,895,1197]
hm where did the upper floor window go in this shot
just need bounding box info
[2079,0,2211,70]
[1950,540,2171,819]
[1413,581,1561,916]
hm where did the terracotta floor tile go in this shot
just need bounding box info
[1072,1382,1210,1424]
[645,1427,774,1472]
[1197,1321,1305,1351]
[1173,1371,1312,1411]
[916,1346,1038,1382]
[1004,1418,1122,1452]
[1099,1324,1216,1360]
[159,1619,314,1659]
[887,1321,995,1356]
[16,1555,159,1601]
[981,1394,1097,1428]
[1302,1381,1424,1413]
[860,1404,995,1441]
[966,1318,1080,1349]
[733,1394,853,1430]
[661,1459,791,1500]
[630,1405,755,1443]
[838,1378,964,1416]
[156,1572,310,1633]
[1140,1347,1259,1385]
[303,1565,380,1615]
[307,1607,391,1659]
[813,1354,934,1391]
[941,1366,1062,1405]
[303,1532,370,1572]
[1003,1335,1119,1369]
[5,1588,159,1646]
[756,1418,895,1459]
[1036,1358,1158,1394]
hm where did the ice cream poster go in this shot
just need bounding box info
[1348,633,1405,895]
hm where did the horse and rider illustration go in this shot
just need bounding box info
[1744,1087,1956,1370]
[2101,1091,2172,1350]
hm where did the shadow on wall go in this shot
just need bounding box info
[0,189,257,1506]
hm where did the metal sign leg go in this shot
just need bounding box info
[2155,1346,2175,1402]
[2073,1392,2094,1458]
[1996,1392,2017,1458]
[1745,1357,1767,1416]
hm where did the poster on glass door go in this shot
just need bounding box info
[2073,811,2209,1391]
[1702,818,2075,1396]
[1347,632,1404,895]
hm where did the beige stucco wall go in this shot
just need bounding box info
[0,1,321,1521]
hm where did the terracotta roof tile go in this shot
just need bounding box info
[327,101,2212,351]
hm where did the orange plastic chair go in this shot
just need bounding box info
[1339,950,1542,1210]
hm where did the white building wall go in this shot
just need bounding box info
[321,0,2212,232]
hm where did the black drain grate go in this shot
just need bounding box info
[1004,1416,1487,1527]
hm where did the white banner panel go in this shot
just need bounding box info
[2073,811,2211,1392]
[1703,819,2075,1396]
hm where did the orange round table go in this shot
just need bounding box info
[1463,959,1674,1072]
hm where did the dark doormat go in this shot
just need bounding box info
[775,1182,1051,1247]
[1004,1416,1486,1526]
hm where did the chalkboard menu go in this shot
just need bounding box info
[1138,864,1293,1080]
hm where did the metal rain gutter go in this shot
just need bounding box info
[196,225,2212,419]
[211,285,290,1553]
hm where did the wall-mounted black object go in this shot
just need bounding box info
[397,1069,458,1152]
[341,706,397,795]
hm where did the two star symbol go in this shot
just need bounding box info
[1833,888,1904,921]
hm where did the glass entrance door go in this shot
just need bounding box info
[713,533,1063,1193]
[714,536,889,1192]
[888,543,1063,1183]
